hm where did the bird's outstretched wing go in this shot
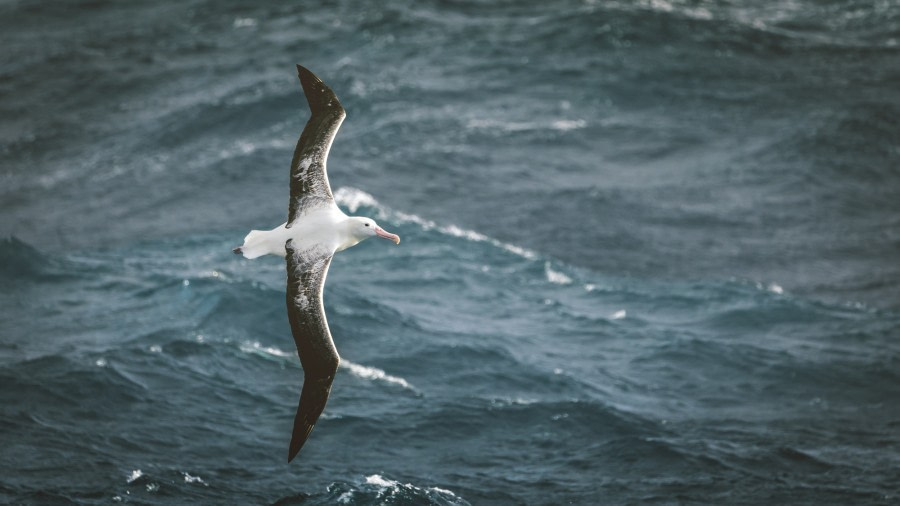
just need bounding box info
[287,65,346,228]
[284,239,339,462]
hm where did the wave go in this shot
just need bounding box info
[274,474,469,506]
[235,340,413,390]
[354,474,465,504]
[333,187,537,259]
[126,469,143,484]
[610,309,627,320]
[601,0,899,47]
[465,117,587,133]
[544,261,573,285]
[116,468,209,502]
[239,340,293,359]
[341,360,414,391]
[0,236,74,282]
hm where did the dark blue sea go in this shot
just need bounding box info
[2,0,899,504]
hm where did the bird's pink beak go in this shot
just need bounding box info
[375,226,401,244]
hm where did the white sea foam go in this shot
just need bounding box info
[126,469,143,483]
[183,472,206,485]
[636,0,713,20]
[334,187,537,259]
[240,341,293,358]
[755,281,785,294]
[550,119,587,131]
[341,360,413,390]
[218,137,291,161]
[466,117,587,132]
[233,17,257,28]
[545,262,573,285]
[238,343,412,390]
[490,396,538,406]
[365,474,396,487]
[362,474,462,501]
[334,187,382,214]
[611,309,627,320]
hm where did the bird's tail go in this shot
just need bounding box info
[234,230,270,259]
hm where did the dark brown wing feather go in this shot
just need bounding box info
[284,239,339,462]
[287,65,346,228]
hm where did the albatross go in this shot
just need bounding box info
[233,65,400,462]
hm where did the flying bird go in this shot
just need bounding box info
[234,65,400,462]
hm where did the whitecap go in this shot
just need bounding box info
[465,117,586,133]
[363,474,462,501]
[490,397,538,406]
[126,469,143,483]
[365,474,396,487]
[430,485,456,496]
[611,309,627,320]
[465,118,535,132]
[334,186,537,260]
[334,187,383,214]
[755,281,785,294]
[233,17,257,28]
[545,262,573,285]
[442,224,489,242]
[637,0,713,20]
[218,137,291,161]
[183,472,206,485]
[341,360,413,390]
[240,341,293,358]
[550,119,587,131]
[440,222,536,259]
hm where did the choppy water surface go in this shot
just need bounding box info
[2,0,899,504]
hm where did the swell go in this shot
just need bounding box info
[2,189,899,505]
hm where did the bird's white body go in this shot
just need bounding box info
[239,206,349,259]
[237,205,398,260]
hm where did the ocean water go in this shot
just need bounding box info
[2,0,899,504]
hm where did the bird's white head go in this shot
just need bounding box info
[346,217,401,246]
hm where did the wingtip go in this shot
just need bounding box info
[287,429,309,463]
[294,64,343,114]
[296,64,320,86]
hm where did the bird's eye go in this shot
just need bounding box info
[365,223,370,227]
